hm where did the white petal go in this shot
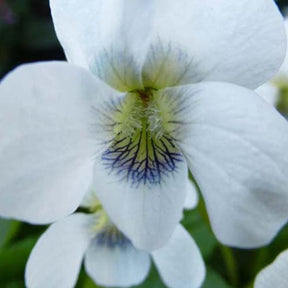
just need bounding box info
[255,83,279,106]
[255,249,288,288]
[93,158,188,251]
[25,213,94,288]
[184,179,199,210]
[80,187,100,210]
[50,0,154,91]
[164,82,288,248]
[84,236,151,287]
[152,225,205,288]
[0,62,119,224]
[142,0,286,89]
[278,19,288,78]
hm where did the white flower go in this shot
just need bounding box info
[1,0,288,251]
[254,249,288,288]
[25,192,205,288]
[256,18,288,107]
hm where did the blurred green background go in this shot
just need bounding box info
[1,1,288,288]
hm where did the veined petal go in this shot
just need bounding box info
[162,82,288,248]
[85,233,151,287]
[184,179,199,210]
[254,249,288,288]
[50,0,154,92]
[0,62,121,224]
[152,225,205,288]
[142,0,286,89]
[93,157,188,251]
[25,213,95,288]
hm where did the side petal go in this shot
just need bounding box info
[50,0,154,91]
[255,249,288,288]
[142,0,286,89]
[0,62,120,224]
[278,18,288,78]
[152,225,205,288]
[84,237,151,287]
[25,213,95,288]
[163,82,288,248]
[93,158,189,251]
[184,179,199,210]
[255,82,279,106]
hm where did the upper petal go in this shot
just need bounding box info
[84,235,151,287]
[163,82,288,248]
[278,18,288,78]
[142,0,286,89]
[50,0,154,92]
[254,249,288,288]
[0,62,120,224]
[152,225,205,288]
[93,156,188,251]
[25,213,95,288]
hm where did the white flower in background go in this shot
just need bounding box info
[25,191,205,288]
[254,249,288,288]
[1,0,288,251]
[184,179,199,210]
[256,18,288,112]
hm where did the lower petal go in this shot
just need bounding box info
[25,213,95,288]
[152,225,205,288]
[84,235,151,287]
[93,155,188,251]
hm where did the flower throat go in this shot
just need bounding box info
[102,88,183,187]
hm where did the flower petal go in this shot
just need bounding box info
[255,82,279,106]
[50,0,154,91]
[152,225,205,288]
[142,0,286,89]
[278,19,288,78]
[93,157,188,251]
[0,62,120,224]
[255,249,288,288]
[25,213,94,288]
[84,235,151,287]
[184,179,199,210]
[163,82,288,248]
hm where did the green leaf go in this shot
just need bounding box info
[0,218,12,247]
[182,209,218,259]
[0,218,21,248]
[0,238,37,282]
[202,268,232,288]
[137,264,166,288]
[2,281,25,288]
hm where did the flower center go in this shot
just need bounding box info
[101,88,183,186]
[96,224,131,249]
[90,206,131,249]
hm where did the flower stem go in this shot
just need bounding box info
[219,244,239,287]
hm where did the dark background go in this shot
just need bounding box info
[1,1,288,288]
[0,0,288,78]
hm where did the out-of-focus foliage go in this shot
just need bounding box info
[1,1,288,288]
